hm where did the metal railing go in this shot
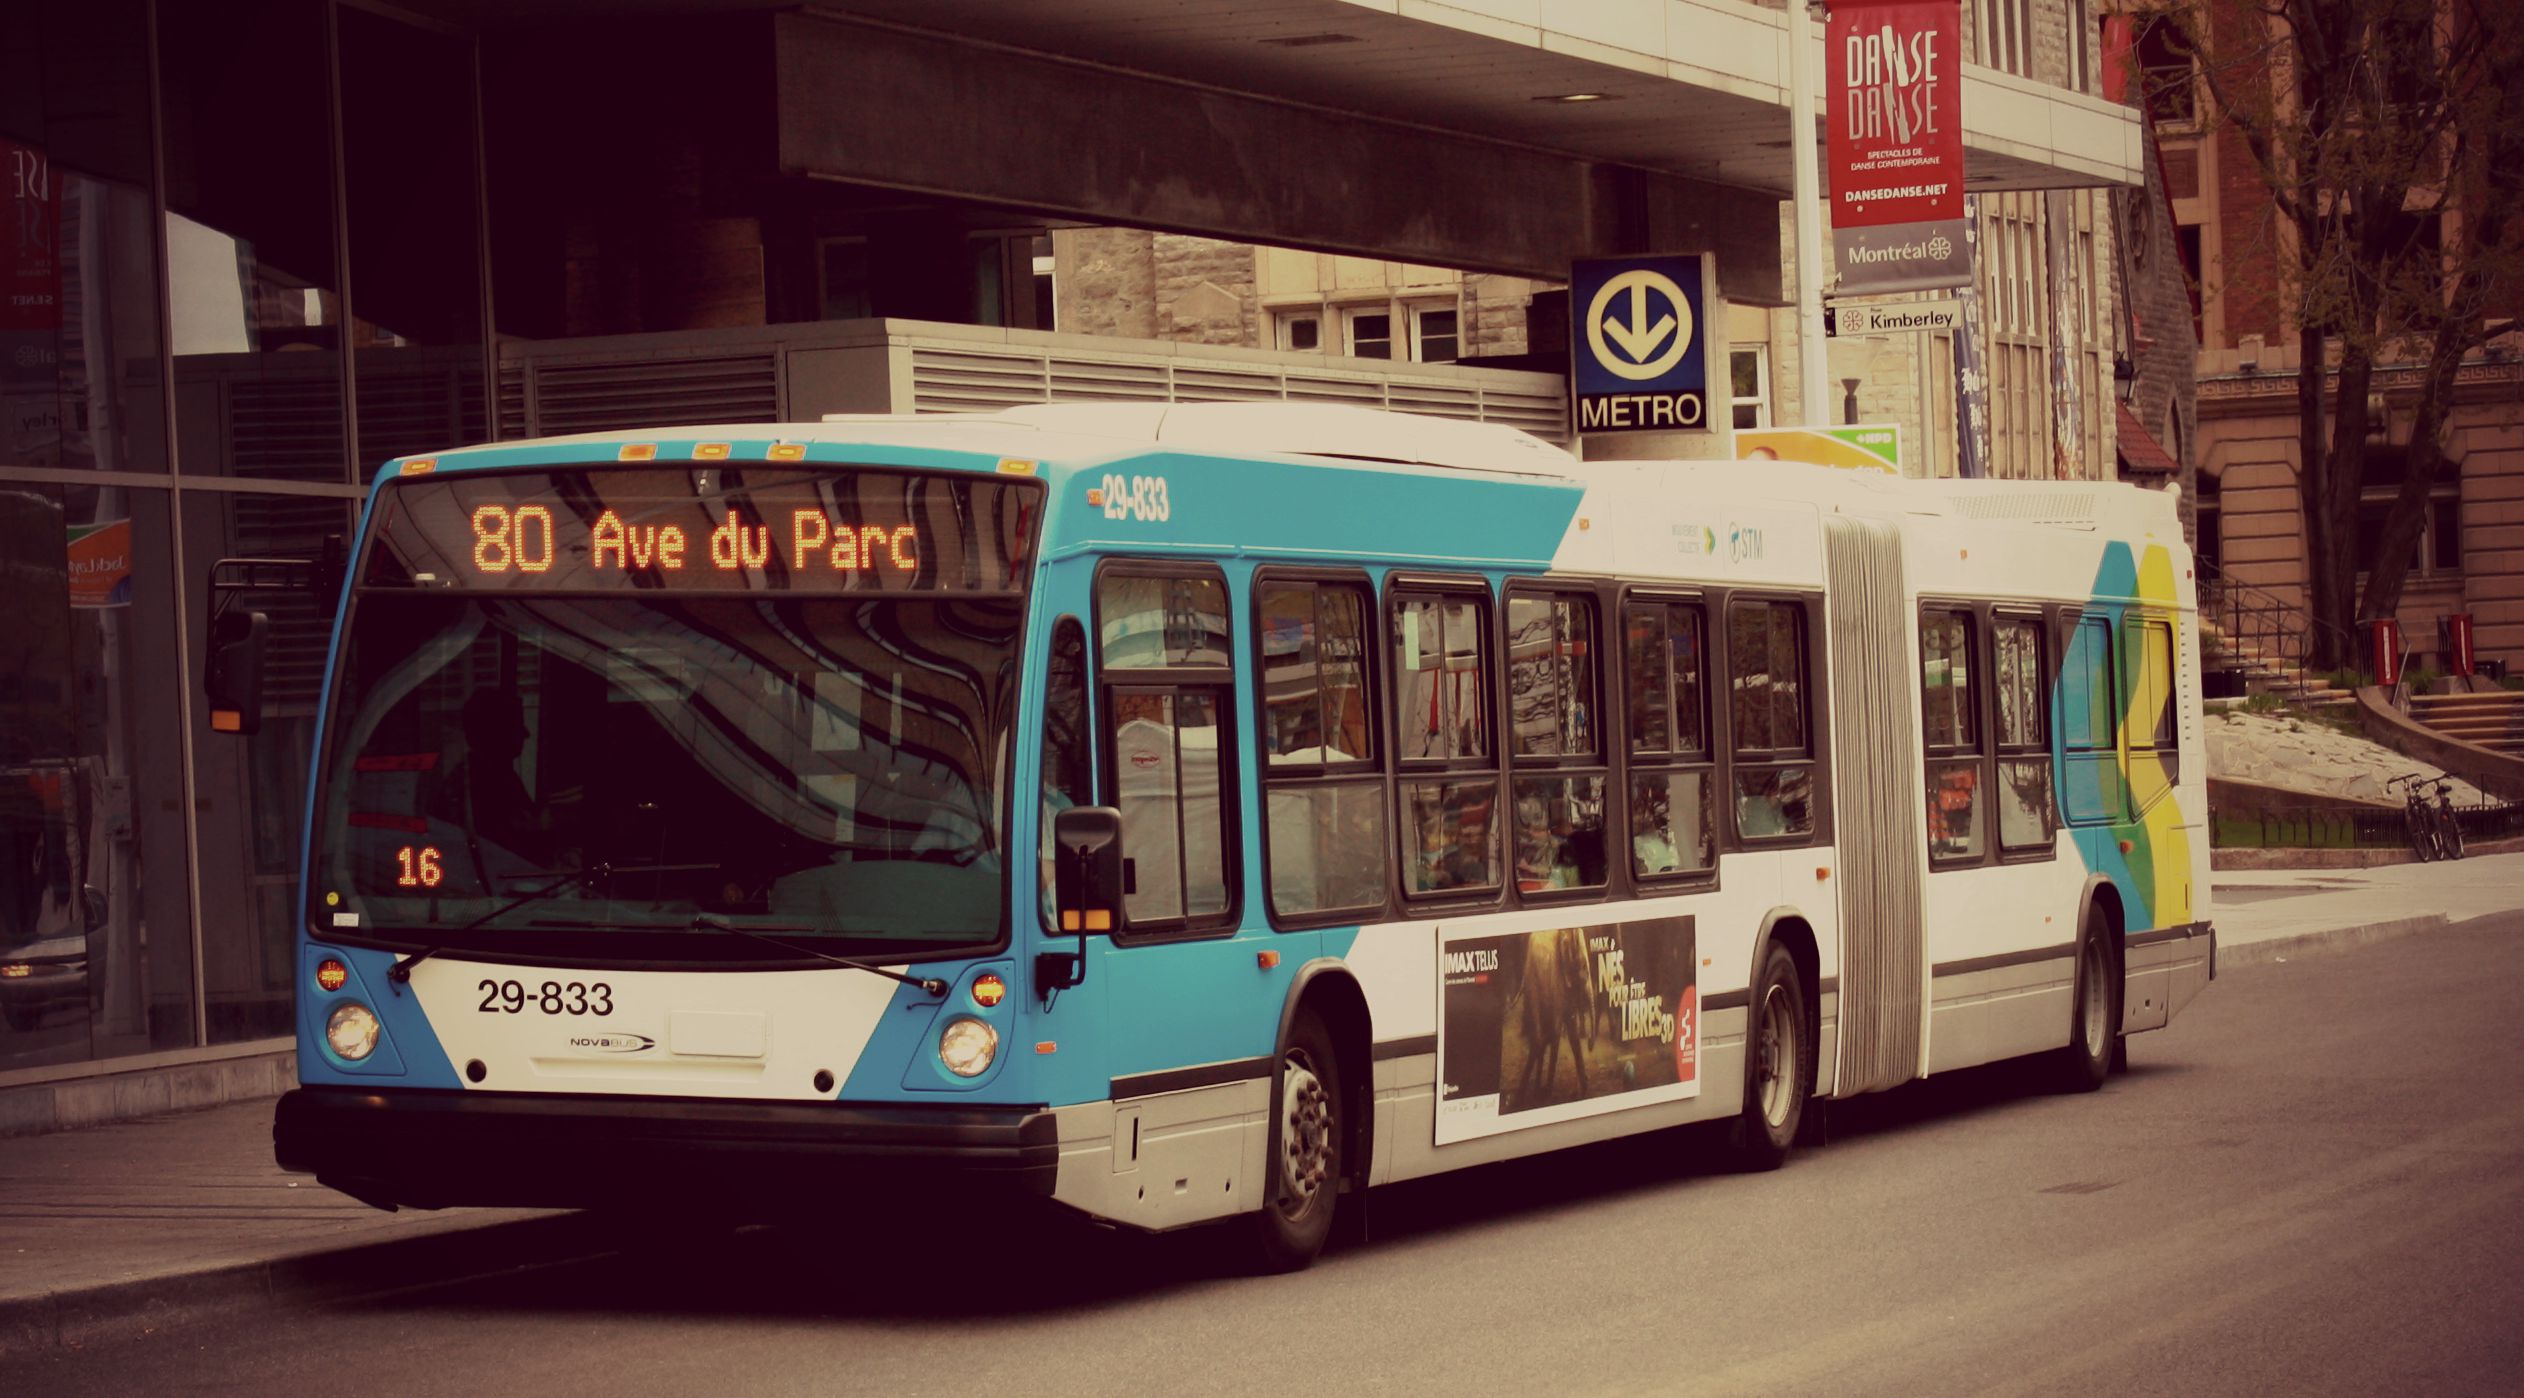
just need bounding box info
[2196,560,2357,689]
[2211,798,2523,849]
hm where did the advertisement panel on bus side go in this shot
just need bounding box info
[1435,916,1699,1144]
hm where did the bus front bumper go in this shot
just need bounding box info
[275,1086,1058,1211]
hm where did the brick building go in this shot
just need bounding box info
[2148,1,2524,674]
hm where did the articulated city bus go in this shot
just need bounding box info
[224,403,2212,1271]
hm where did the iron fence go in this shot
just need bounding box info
[2212,799,2524,849]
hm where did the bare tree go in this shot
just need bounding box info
[2184,0,2523,670]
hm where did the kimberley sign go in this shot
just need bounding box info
[1828,0,1969,293]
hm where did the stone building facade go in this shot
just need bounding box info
[2158,0,2524,674]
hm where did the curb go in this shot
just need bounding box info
[0,1211,616,1360]
[2216,913,2452,970]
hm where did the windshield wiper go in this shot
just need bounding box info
[380,861,712,985]
[687,914,948,997]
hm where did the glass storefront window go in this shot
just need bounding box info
[160,0,350,484]
[0,484,196,1069]
[182,491,351,1045]
[1,1,169,477]
[340,6,487,468]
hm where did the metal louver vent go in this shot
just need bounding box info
[356,357,488,466]
[909,349,1051,412]
[1385,383,1485,421]
[491,320,1570,444]
[225,377,348,485]
[525,355,781,436]
[1951,492,2100,526]
[1046,358,1168,401]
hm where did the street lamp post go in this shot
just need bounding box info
[1825,335,1885,426]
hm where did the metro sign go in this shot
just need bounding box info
[1569,254,1716,435]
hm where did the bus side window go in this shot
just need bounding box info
[1096,568,1239,934]
[1921,608,1985,863]
[1726,598,1816,842]
[2059,615,2122,824]
[1038,616,1089,928]
[1394,585,1500,898]
[1506,588,1607,895]
[1255,577,1387,923]
[1992,615,2055,854]
[2128,618,2178,811]
[1623,598,1717,880]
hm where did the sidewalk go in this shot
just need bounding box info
[5,853,2522,1356]
[2210,848,2524,966]
[0,1101,593,1355]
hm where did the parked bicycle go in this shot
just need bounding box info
[2388,773,2444,862]
[2427,776,2467,860]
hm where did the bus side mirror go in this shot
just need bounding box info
[1053,806,1124,933]
[1040,806,1123,997]
[205,609,269,736]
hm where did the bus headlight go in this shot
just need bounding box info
[938,1017,998,1078]
[326,1001,381,1062]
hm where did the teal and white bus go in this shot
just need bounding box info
[232,404,2212,1270]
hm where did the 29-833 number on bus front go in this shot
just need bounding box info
[477,979,613,1016]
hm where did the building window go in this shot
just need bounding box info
[2136,13,2197,126]
[1730,346,1771,430]
[1982,194,2052,479]
[1973,0,2032,77]
[1030,233,1057,332]
[1409,303,1461,363]
[1274,310,1322,353]
[1343,307,1394,360]
[2354,448,2464,578]
[2067,0,2094,93]
[818,237,872,320]
[2176,223,2204,341]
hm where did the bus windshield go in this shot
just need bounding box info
[304,464,1037,963]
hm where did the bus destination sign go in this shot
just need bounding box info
[363,466,1034,594]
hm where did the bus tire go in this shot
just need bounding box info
[1725,941,1810,1172]
[1250,1009,1341,1272]
[2056,916,2121,1093]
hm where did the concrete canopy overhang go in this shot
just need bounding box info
[470,0,2144,306]
[812,0,2143,198]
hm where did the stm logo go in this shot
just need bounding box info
[569,1033,655,1054]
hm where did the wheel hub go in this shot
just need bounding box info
[1280,1061,1332,1205]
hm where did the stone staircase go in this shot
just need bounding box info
[2198,617,2358,710]
[2408,688,2524,755]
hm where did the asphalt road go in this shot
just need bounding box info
[13,914,2524,1396]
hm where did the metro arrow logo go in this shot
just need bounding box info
[1584,269,1695,382]
[1601,283,1676,364]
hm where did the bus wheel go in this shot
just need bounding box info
[2055,921,2120,1093]
[1726,942,1809,1172]
[1250,1011,1341,1272]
